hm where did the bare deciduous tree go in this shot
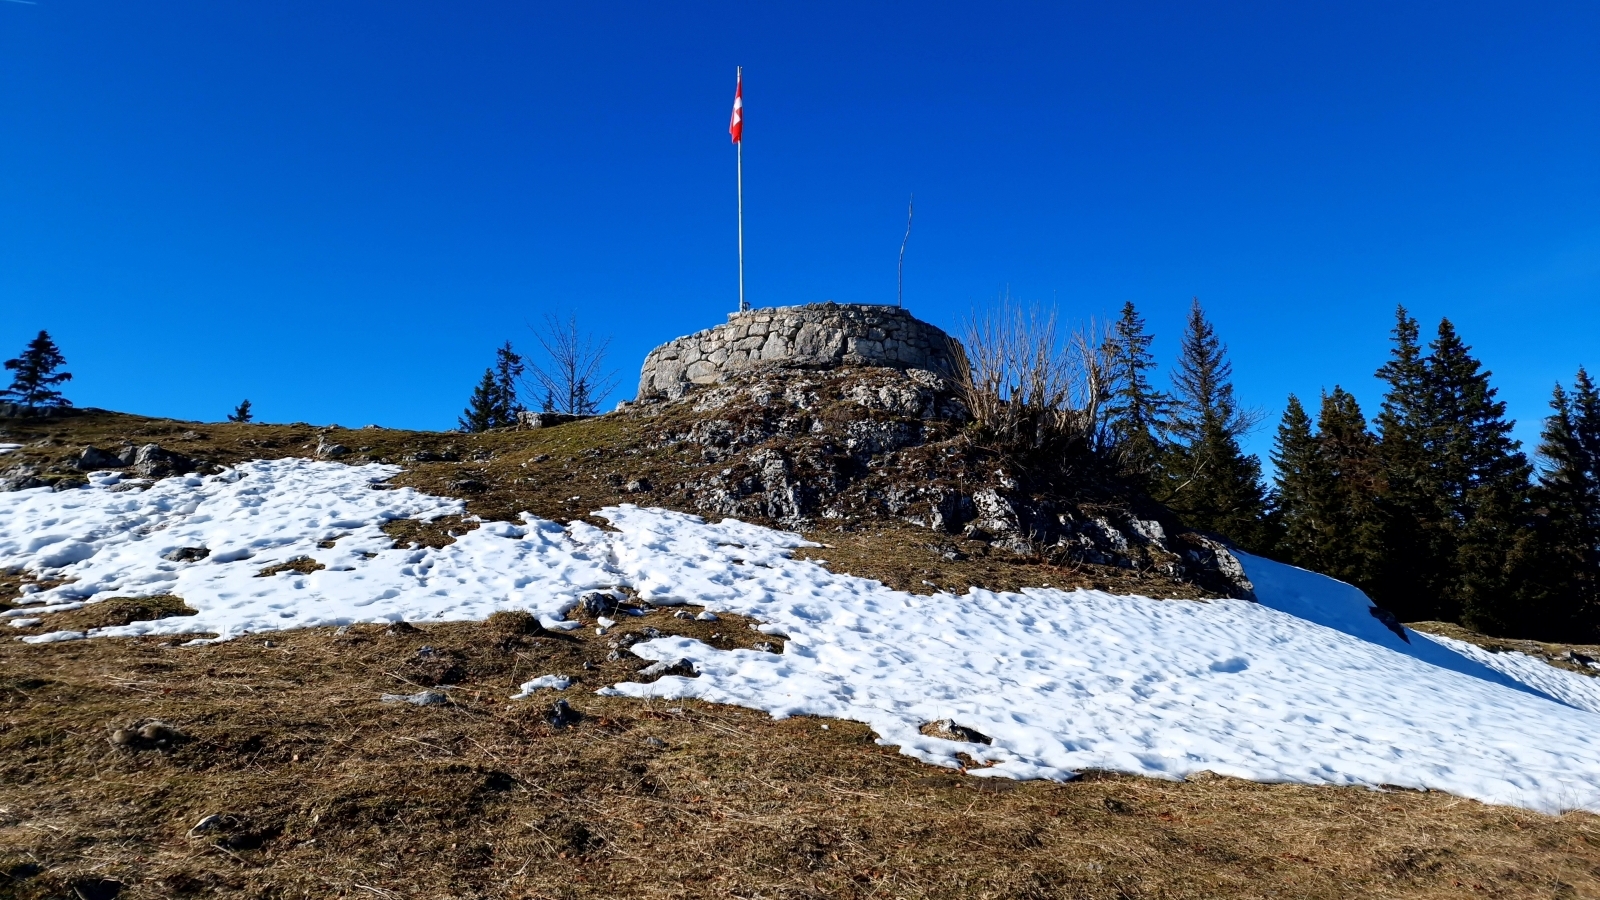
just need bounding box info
[523,314,618,416]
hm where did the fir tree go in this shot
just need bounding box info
[493,342,526,422]
[1520,369,1600,638]
[458,342,526,432]
[459,369,504,433]
[1270,394,1321,566]
[1371,309,1533,628]
[1101,301,1173,488]
[1426,319,1532,634]
[1164,299,1269,549]
[228,399,254,423]
[1311,387,1385,589]
[1372,306,1444,619]
[2,330,73,409]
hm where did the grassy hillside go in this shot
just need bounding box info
[1,401,1598,899]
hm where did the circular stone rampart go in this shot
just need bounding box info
[637,303,967,400]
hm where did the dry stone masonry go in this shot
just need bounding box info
[637,303,966,401]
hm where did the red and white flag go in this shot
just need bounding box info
[729,69,743,143]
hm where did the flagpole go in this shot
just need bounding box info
[736,66,746,313]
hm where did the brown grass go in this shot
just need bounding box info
[6,411,1600,898]
[43,595,198,632]
[254,558,326,578]
[0,408,1198,600]
[1408,621,1600,678]
[2,616,1598,900]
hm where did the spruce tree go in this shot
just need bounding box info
[459,342,526,432]
[1372,307,1444,619]
[1101,301,1173,488]
[1311,387,1385,589]
[1270,394,1321,566]
[1164,299,1269,549]
[460,369,504,433]
[2,330,73,409]
[228,400,254,423]
[1427,319,1532,634]
[493,342,526,423]
[1521,369,1600,638]
[1372,309,1534,628]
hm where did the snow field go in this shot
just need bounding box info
[4,459,1600,814]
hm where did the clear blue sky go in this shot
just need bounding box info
[3,2,1596,464]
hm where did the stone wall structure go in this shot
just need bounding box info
[637,303,966,400]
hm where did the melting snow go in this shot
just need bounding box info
[4,459,1600,814]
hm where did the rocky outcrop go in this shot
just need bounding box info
[632,364,1255,600]
[637,303,966,401]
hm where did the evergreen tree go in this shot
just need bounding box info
[459,369,504,433]
[1311,387,1385,589]
[493,342,526,422]
[458,342,526,432]
[1371,308,1533,628]
[1372,307,1445,619]
[1426,320,1532,633]
[1270,394,1321,565]
[1,330,72,409]
[228,399,254,423]
[1101,301,1174,488]
[1164,299,1269,549]
[1519,369,1600,638]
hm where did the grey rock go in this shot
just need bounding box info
[752,641,779,654]
[579,591,621,618]
[74,446,127,471]
[162,547,210,563]
[315,439,350,460]
[130,444,195,478]
[516,411,592,429]
[637,658,697,679]
[549,698,579,727]
[921,719,993,745]
[623,477,652,493]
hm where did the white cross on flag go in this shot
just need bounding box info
[729,70,743,143]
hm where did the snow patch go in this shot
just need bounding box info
[4,458,1600,814]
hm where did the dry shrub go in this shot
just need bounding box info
[957,298,1112,470]
[481,609,545,648]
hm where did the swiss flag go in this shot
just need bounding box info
[729,69,743,144]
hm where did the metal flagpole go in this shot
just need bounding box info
[736,66,746,312]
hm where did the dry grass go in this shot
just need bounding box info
[6,411,1600,898]
[1408,621,1600,678]
[4,615,1600,900]
[44,595,197,633]
[0,408,1200,599]
[794,523,1211,600]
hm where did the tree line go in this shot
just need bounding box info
[1101,301,1598,642]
